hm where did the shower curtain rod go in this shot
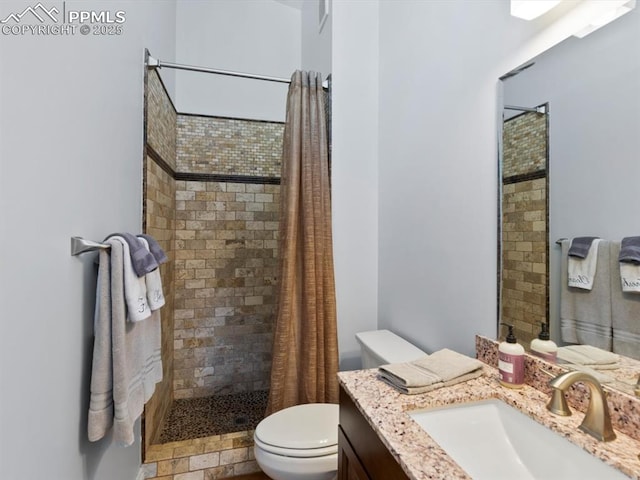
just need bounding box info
[146,55,330,88]
[504,104,547,114]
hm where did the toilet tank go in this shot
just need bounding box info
[355,329,427,369]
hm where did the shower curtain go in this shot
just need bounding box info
[266,71,338,414]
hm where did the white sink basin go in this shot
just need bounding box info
[409,399,626,480]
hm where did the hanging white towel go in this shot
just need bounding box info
[137,237,165,310]
[110,235,151,322]
[568,238,602,290]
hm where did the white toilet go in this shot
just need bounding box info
[253,329,426,480]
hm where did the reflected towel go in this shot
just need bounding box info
[620,263,640,293]
[560,364,615,384]
[568,236,599,258]
[560,239,612,350]
[610,241,640,360]
[568,238,602,290]
[378,349,484,395]
[619,236,640,264]
[556,345,619,369]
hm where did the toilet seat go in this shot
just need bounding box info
[254,403,339,458]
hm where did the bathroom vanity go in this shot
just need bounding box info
[338,385,408,480]
[337,361,640,480]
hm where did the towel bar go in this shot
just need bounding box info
[71,236,110,256]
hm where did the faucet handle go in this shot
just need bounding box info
[547,389,571,416]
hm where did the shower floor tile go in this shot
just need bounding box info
[158,390,269,443]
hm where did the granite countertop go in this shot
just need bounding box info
[338,366,640,480]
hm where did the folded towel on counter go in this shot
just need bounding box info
[556,345,620,369]
[610,241,640,360]
[109,232,158,277]
[138,234,168,265]
[378,349,484,395]
[137,237,165,311]
[619,236,640,264]
[110,236,151,322]
[568,238,602,290]
[568,236,599,258]
[560,239,612,350]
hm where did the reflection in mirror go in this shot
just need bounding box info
[498,7,640,395]
[500,105,549,346]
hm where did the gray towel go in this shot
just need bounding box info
[610,241,640,360]
[108,232,158,277]
[560,239,612,350]
[88,240,163,446]
[568,236,599,258]
[618,236,640,264]
[88,249,114,442]
[378,349,484,395]
[137,234,168,264]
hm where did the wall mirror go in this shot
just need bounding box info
[497,7,640,396]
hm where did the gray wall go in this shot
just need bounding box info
[504,8,640,343]
[375,0,551,356]
[0,1,176,479]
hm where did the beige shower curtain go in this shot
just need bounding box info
[266,71,338,414]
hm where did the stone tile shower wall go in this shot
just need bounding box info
[144,69,177,447]
[173,115,282,399]
[177,115,283,177]
[501,112,547,344]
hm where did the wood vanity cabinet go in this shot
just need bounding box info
[338,385,410,480]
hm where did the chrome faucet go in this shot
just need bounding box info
[546,370,616,442]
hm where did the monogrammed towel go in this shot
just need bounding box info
[611,241,640,359]
[137,237,165,311]
[560,239,612,350]
[568,238,602,290]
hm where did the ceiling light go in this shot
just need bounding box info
[511,0,562,20]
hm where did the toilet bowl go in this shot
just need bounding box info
[253,403,339,480]
[254,329,426,479]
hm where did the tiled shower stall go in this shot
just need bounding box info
[501,110,548,346]
[142,68,281,478]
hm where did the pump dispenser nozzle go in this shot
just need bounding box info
[501,323,517,344]
[538,322,551,341]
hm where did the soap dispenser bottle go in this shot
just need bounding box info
[530,322,557,363]
[498,323,524,389]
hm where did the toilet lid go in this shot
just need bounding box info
[255,403,339,451]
